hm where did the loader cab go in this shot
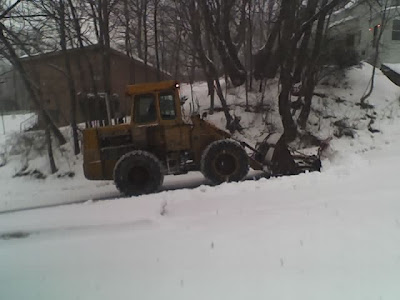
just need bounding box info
[128,81,183,126]
[126,80,192,153]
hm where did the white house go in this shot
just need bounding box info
[328,0,400,65]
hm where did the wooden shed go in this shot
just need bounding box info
[21,45,171,127]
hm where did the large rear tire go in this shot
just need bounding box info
[113,150,164,196]
[201,140,249,185]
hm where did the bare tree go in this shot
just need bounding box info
[142,0,149,80]
[298,0,329,128]
[199,0,247,87]
[154,0,161,80]
[184,0,234,130]
[57,0,80,154]
[253,0,345,141]
[0,8,66,146]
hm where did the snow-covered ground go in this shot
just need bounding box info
[1,126,400,300]
[1,63,400,300]
[0,112,35,144]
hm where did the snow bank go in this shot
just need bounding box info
[383,63,400,75]
[0,112,35,144]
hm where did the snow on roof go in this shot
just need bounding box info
[19,45,171,76]
[332,0,359,16]
[328,15,358,28]
[382,63,400,75]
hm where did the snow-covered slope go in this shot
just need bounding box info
[0,63,399,212]
[0,112,35,144]
[180,63,400,144]
[1,63,400,300]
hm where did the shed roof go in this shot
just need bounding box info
[20,44,170,76]
[126,80,178,96]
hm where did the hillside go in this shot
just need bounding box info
[1,63,400,300]
[0,63,399,213]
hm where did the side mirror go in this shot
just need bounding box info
[201,112,208,119]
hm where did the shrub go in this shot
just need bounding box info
[322,39,360,69]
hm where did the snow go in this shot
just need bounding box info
[0,112,35,144]
[332,0,359,16]
[1,63,400,300]
[383,63,400,75]
[328,16,358,28]
[1,133,400,300]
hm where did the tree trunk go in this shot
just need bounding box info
[277,0,297,142]
[298,0,328,128]
[124,0,131,57]
[204,23,215,114]
[89,1,100,40]
[68,0,97,93]
[160,14,166,76]
[100,0,111,125]
[59,0,80,155]
[207,80,215,115]
[360,3,387,104]
[214,78,234,132]
[174,34,182,79]
[68,0,99,128]
[248,0,253,90]
[154,0,161,81]
[0,24,66,145]
[143,0,148,81]
[137,0,143,59]
[200,0,246,87]
[46,124,57,174]
[253,21,281,80]
[293,0,319,83]
[187,0,233,130]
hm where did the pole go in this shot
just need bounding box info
[104,93,112,126]
[0,81,5,134]
[1,108,5,135]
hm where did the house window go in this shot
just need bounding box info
[393,19,400,40]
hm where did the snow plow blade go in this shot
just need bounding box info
[253,133,321,176]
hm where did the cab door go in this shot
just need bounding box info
[159,91,191,151]
[131,92,163,149]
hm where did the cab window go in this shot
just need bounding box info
[159,92,176,120]
[134,94,157,123]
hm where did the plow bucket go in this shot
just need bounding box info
[254,133,321,176]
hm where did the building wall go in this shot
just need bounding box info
[328,2,400,66]
[21,47,171,127]
[110,53,170,117]
[380,16,400,63]
[0,66,31,112]
[23,54,84,126]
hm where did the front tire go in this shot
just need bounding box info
[113,150,164,196]
[201,140,249,185]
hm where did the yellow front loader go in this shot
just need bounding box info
[83,80,320,196]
